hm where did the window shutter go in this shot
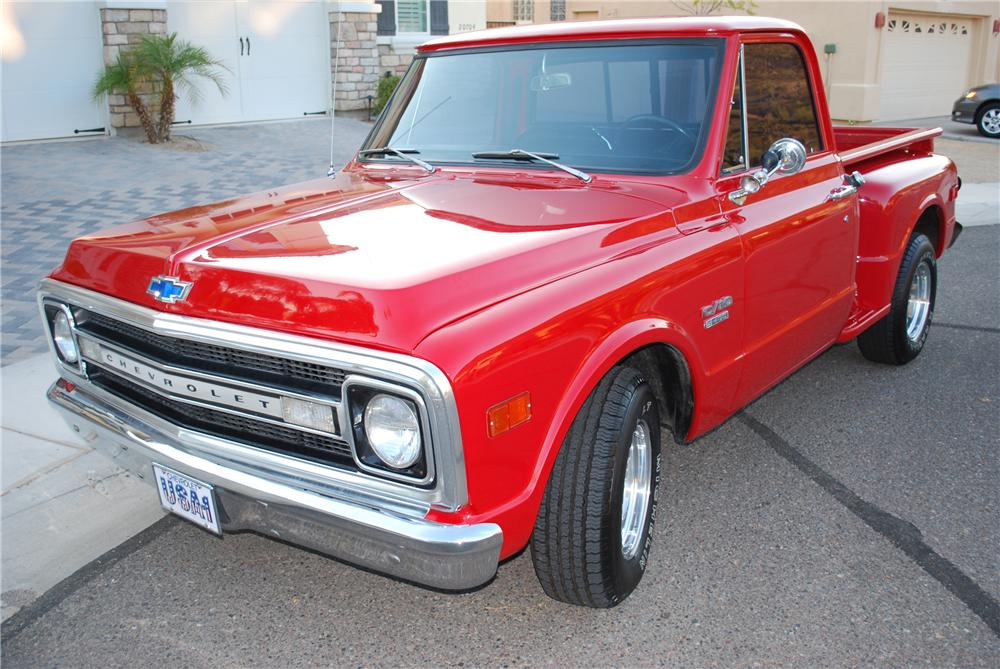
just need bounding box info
[376,0,396,36]
[430,0,449,35]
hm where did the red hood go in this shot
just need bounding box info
[52,167,692,352]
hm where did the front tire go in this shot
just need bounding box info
[975,102,1000,138]
[530,366,661,608]
[858,233,937,365]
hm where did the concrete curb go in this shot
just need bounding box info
[1,354,164,621]
[955,182,1000,228]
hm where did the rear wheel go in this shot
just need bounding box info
[530,366,661,608]
[858,233,937,365]
[976,103,1000,138]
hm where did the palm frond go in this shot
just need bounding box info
[92,52,141,100]
[92,32,230,142]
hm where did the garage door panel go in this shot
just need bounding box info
[236,1,329,121]
[2,1,105,141]
[879,14,974,121]
[168,1,244,126]
[169,0,328,126]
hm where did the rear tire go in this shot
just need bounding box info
[975,103,1000,138]
[858,233,937,365]
[530,366,661,608]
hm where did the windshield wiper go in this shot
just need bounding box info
[471,149,592,183]
[358,146,436,173]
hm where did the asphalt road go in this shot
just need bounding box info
[3,226,998,667]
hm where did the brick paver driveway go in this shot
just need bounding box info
[1,117,371,364]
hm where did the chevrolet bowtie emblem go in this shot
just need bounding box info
[147,276,193,304]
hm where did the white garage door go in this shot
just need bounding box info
[1,1,105,142]
[169,1,329,127]
[878,13,975,121]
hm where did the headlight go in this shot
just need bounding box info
[363,393,421,469]
[52,310,79,363]
[965,90,978,99]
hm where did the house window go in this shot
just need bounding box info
[550,0,566,21]
[397,0,428,33]
[513,0,534,22]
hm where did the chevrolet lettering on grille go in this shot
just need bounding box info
[91,345,283,419]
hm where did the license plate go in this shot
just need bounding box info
[152,464,221,535]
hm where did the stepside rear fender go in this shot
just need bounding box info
[851,152,957,316]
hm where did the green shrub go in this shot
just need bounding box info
[93,33,227,144]
[374,75,401,115]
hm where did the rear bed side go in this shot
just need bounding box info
[834,126,960,340]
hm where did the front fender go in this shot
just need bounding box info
[423,312,706,558]
[416,223,744,558]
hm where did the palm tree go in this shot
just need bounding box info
[93,51,159,143]
[133,32,228,142]
[93,33,227,143]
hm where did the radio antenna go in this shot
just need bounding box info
[327,12,343,177]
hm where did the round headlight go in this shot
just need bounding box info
[363,394,421,469]
[52,310,79,363]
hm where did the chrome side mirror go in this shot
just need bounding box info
[769,137,807,175]
[729,137,807,205]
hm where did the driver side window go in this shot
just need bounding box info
[721,41,824,172]
[743,42,824,163]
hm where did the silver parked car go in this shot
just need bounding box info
[952,83,1000,138]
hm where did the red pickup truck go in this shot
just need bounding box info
[40,17,961,608]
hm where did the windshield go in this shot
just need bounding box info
[362,40,725,175]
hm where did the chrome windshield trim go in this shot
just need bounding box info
[38,278,468,511]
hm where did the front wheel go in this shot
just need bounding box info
[858,233,937,365]
[530,366,661,608]
[976,103,1000,138]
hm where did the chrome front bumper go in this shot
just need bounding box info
[48,379,502,590]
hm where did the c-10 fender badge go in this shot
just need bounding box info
[701,295,732,329]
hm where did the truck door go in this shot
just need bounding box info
[719,39,858,406]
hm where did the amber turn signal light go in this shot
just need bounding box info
[487,391,531,437]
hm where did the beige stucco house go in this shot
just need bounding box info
[487,0,1000,122]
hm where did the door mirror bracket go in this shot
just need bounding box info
[728,137,807,205]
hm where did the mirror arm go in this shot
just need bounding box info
[727,137,806,206]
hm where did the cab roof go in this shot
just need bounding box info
[419,16,805,52]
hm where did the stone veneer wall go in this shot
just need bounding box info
[330,9,381,111]
[99,8,167,130]
[377,45,414,78]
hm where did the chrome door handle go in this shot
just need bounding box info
[827,184,857,201]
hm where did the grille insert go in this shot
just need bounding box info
[91,370,354,466]
[78,311,346,396]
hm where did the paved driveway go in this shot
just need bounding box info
[1,117,371,364]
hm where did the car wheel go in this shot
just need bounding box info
[976,102,1000,138]
[530,366,661,608]
[858,233,937,365]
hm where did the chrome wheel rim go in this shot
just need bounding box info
[620,418,652,560]
[982,109,1000,135]
[906,261,932,341]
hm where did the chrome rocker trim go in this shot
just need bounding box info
[48,379,503,591]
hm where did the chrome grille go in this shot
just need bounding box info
[91,369,355,465]
[78,311,347,395]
